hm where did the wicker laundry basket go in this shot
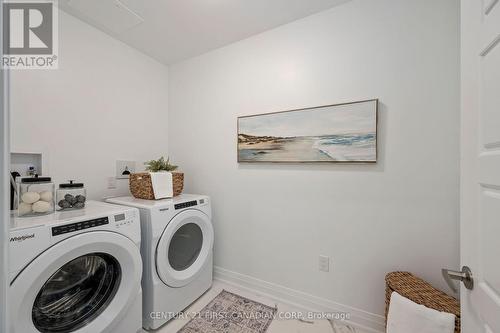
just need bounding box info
[129,172,184,199]
[385,271,460,333]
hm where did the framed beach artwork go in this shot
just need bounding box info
[237,99,378,163]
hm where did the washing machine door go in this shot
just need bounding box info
[156,209,213,288]
[9,231,142,333]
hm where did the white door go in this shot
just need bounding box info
[156,209,213,288]
[460,0,500,331]
[9,231,142,333]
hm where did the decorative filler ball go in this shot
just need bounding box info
[39,191,53,202]
[58,194,86,210]
[18,202,33,216]
[21,192,40,204]
[33,201,51,213]
[58,200,71,209]
[73,202,85,209]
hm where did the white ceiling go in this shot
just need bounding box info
[59,0,350,65]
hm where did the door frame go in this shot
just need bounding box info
[0,0,10,331]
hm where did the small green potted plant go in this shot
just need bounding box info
[129,156,184,199]
[144,156,178,173]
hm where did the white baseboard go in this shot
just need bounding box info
[214,266,385,333]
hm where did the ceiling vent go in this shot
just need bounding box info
[66,0,144,34]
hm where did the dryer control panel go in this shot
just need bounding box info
[174,200,198,210]
[52,217,109,236]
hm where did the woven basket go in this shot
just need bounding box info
[385,271,460,333]
[129,172,184,199]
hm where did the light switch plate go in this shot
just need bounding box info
[107,177,117,189]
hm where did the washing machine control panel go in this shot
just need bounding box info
[52,217,109,236]
[114,212,135,228]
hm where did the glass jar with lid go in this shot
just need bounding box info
[17,176,55,217]
[56,180,87,211]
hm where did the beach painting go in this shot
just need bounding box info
[238,99,377,163]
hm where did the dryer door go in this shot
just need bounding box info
[156,209,213,288]
[9,231,142,333]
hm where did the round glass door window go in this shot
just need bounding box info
[32,253,121,333]
[168,223,203,271]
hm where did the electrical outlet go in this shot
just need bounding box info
[319,255,330,272]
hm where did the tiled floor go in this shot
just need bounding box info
[146,280,365,333]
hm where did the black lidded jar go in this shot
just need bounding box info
[56,180,86,211]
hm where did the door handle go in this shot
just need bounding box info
[442,266,474,292]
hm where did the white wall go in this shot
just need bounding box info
[10,10,169,200]
[169,0,460,325]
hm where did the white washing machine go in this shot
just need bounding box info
[107,194,214,330]
[9,201,143,333]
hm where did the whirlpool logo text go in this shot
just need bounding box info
[10,233,35,242]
